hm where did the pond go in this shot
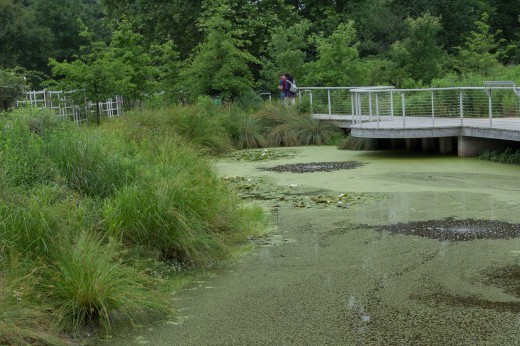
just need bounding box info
[107,146,520,345]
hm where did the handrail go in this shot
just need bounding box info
[346,83,520,129]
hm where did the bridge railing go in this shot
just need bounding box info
[298,87,357,116]
[348,84,520,128]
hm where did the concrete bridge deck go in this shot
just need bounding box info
[304,84,520,157]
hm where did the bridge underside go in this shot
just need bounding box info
[351,125,520,157]
[313,115,520,157]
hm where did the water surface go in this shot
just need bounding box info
[107,147,520,345]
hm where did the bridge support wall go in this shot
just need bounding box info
[405,138,420,151]
[421,138,435,153]
[457,136,511,157]
[439,138,453,154]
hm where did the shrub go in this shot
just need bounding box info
[338,135,379,150]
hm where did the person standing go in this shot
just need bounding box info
[284,74,297,106]
[278,74,286,102]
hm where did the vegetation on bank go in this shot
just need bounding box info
[479,148,520,165]
[1,1,519,109]
[0,101,302,343]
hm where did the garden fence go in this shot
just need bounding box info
[16,90,123,123]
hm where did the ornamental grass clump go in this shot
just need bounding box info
[104,141,247,265]
[41,231,165,334]
[223,108,268,149]
[46,130,137,198]
[0,266,66,346]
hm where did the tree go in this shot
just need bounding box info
[0,67,27,111]
[389,13,445,85]
[389,0,488,50]
[0,0,53,72]
[100,0,204,59]
[457,13,503,76]
[49,26,127,124]
[30,0,107,63]
[306,21,363,86]
[103,20,157,105]
[260,20,311,91]
[181,2,258,100]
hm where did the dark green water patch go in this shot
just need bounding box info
[376,217,520,241]
[412,291,520,313]
[259,161,364,173]
[482,266,520,297]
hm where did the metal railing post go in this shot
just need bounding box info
[459,89,464,125]
[488,90,493,127]
[310,91,313,115]
[327,89,332,115]
[431,91,435,127]
[368,92,373,122]
[376,93,380,128]
[350,93,356,121]
[390,91,394,120]
[357,93,362,124]
[401,93,406,127]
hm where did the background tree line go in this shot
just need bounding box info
[1,0,519,105]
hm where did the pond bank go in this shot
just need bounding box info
[106,146,520,345]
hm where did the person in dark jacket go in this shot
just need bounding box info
[284,73,297,105]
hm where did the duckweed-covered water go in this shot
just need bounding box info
[107,147,520,345]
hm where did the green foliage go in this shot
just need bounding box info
[0,106,269,339]
[479,148,520,165]
[225,108,268,149]
[104,20,158,105]
[338,136,379,150]
[260,20,311,91]
[307,21,363,86]
[0,109,64,187]
[0,263,66,345]
[41,231,165,334]
[0,0,53,72]
[103,139,244,264]
[389,13,445,85]
[46,131,137,198]
[49,22,156,123]
[456,13,503,77]
[182,2,258,100]
[0,67,27,111]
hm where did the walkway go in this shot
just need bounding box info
[301,83,520,156]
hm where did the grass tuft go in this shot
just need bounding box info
[42,232,165,334]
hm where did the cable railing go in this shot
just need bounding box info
[298,87,358,116]
[346,83,520,129]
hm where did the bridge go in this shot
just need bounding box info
[300,82,520,156]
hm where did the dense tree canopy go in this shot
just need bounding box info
[0,0,518,101]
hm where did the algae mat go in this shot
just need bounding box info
[107,147,520,345]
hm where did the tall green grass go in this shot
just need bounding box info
[40,232,165,334]
[0,104,272,341]
[46,130,137,198]
[104,138,264,265]
[0,262,66,345]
